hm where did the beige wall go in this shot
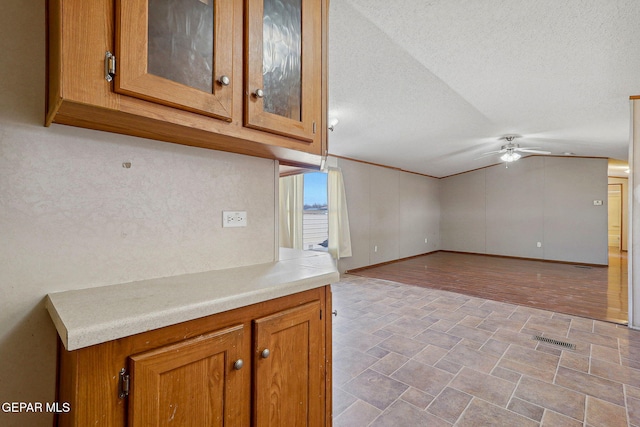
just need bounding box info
[440,156,609,265]
[1,3,276,426]
[440,168,488,254]
[336,157,440,273]
[337,155,608,272]
[399,172,441,258]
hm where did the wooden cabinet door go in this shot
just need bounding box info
[115,0,236,120]
[253,301,325,427]
[128,324,246,427]
[245,0,322,143]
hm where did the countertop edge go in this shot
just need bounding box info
[46,250,340,351]
[45,295,69,347]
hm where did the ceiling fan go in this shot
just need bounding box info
[481,135,551,163]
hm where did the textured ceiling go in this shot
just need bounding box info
[327,0,640,177]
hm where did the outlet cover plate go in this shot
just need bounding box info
[223,211,247,227]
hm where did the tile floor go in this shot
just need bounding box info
[332,275,640,426]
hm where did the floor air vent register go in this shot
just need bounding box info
[532,335,576,350]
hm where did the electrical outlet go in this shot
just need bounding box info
[537,242,542,248]
[425,238,428,244]
[374,245,378,253]
[222,211,247,228]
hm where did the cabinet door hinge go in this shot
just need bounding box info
[313,121,317,134]
[105,51,116,82]
[118,368,130,399]
[320,309,322,320]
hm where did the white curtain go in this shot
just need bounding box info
[279,174,304,249]
[328,168,352,259]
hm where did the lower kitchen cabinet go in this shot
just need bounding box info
[128,325,246,426]
[253,301,323,427]
[54,286,332,426]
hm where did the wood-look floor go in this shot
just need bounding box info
[349,249,628,325]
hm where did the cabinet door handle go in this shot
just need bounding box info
[254,89,264,98]
[261,348,270,359]
[233,359,244,370]
[218,75,230,86]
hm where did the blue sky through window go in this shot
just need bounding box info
[304,172,327,207]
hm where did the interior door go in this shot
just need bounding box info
[608,184,622,249]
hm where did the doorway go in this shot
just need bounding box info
[608,183,623,250]
[607,181,628,324]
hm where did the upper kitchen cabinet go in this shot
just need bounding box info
[245,0,321,144]
[115,0,235,120]
[46,0,327,166]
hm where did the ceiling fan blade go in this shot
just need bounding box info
[517,148,551,154]
[475,150,502,159]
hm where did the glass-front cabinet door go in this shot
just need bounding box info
[245,0,321,143]
[115,0,235,120]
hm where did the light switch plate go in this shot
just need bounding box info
[593,200,603,206]
[222,211,247,227]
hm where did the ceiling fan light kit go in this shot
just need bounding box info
[500,151,521,162]
[482,135,552,164]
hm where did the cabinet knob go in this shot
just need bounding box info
[218,75,230,86]
[261,348,270,359]
[254,89,264,98]
[233,359,244,370]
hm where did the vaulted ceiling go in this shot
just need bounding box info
[327,0,640,177]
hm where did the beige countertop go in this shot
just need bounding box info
[46,249,339,351]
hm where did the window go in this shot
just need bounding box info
[302,172,328,250]
[279,168,351,258]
